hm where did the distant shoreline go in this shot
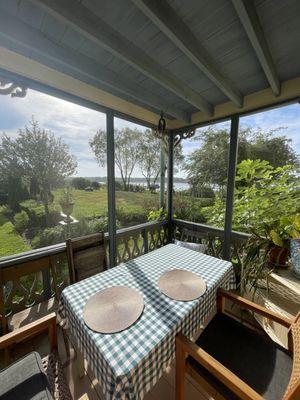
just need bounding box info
[68,176,188,183]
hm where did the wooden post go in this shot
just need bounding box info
[223,115,239,260]
[159,141,166,208]
[106,110,117,268]
[167,132,174,243]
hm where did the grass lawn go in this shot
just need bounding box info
[53,189,160,219]
[0,206,30,258]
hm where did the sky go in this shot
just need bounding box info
[0,88,299,178]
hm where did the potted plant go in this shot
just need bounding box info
[59,188,74,218]
[244,215,300,271]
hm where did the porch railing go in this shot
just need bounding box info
[0,220,169,325]
[0,219,250,330]
[173,219,250,260]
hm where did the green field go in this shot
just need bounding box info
[0,189,209,259]
[0,206,30,258]
[53,188,160,219]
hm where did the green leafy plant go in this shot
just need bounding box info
[204,160,300,231]
[147,208,166,222]
[237,214,300,296]
[14,211,29,233]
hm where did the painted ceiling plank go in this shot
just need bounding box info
[232,0,280,96]
[30,0,213,115]
[132,0,243,108]
[0,10,190,122]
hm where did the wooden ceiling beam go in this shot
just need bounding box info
[132,0,243,108]
[0,10,190,122]
[31,0,213,116]
[232,0,280,96]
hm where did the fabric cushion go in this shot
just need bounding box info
[188,313,292,400]
[174,239,207,253]
[0,352,53,400]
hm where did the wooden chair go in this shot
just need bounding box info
[176,289,300,400]
[66,232,107,283]
[0,313,72,400]
[0,256,59,335]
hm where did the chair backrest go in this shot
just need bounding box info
[0,256,58,334]
[66,232,107,283]
[284,312,300,399]
[181,228,208,243]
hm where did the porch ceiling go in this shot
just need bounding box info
[0,0,300,129]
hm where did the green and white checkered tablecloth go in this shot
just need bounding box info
[60,244,235,400]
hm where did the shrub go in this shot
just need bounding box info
[20,200,60,229]
[148,208,166,222]
[191,185,215,198]
[91,181,101,190]
[14,211,29,233]
[114,180,124,191]
[31,217,111,249]
[116,206,148,227]
[71,177,91,190]
[7,177,30,211]
[32,226,64,248]
[173,196,207,223]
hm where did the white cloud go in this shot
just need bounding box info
[1,90,299,180]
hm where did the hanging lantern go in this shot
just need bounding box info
[154,112,166,139]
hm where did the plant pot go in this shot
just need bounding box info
[60,202,74,216]
[291,238,300,279]
[268,246,289,269]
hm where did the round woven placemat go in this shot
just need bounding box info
[83,286,144,333]
[158,269,206,301]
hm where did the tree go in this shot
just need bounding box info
[90,128,141,191]
[184,126,299,195]
[137,129,161,189]
[137,129,184,189]
[71,177,91,190]
[203,159,300,231]
[0,118,77,222]
[184,127,229,196]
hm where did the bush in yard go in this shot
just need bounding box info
[71,177,91,190]
[20,200,60,229]
[116,206,148,227]
[114,180,123,191]
[32,217,111,248]
[14,211,30,233]
[191,185,215,198]
[173,196,207,223]
[91,181,101,190]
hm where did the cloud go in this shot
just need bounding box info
[1,89,299,180]
[0,89,149,177]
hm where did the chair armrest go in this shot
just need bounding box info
[218,289,293,328]
[0,312,57,352]
[176,333,263,400]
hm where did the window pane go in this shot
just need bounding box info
[233,104,300,234]
[174,121,231,227]
[113,117,164,229]
[0,89,107,258]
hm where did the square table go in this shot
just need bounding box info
[60,244,235,400]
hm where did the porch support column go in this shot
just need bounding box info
[223,114,239,260]
[159,141,166,208]
[167,131,174,243]
[106,109,117,267]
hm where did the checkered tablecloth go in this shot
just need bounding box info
[60,244,235,400]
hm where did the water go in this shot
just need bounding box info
[98,179,190,191]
